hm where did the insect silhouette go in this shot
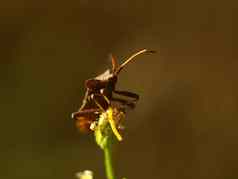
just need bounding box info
[72,49,155,133]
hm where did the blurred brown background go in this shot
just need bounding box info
[0,1,237,179]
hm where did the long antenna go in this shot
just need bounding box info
[115,49,155,75]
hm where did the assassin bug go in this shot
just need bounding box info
[72,49,155,133]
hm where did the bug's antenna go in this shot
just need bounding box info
[115,49,155,75]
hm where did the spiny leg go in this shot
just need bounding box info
[72,108,100,119]
[90,93,108,111]
[91,94,123,141]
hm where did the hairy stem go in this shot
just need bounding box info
[103,138,116,179]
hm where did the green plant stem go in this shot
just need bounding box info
[103,143,115,179]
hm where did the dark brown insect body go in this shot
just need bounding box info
[72,49,155,132]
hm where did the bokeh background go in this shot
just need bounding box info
[1,1,237,179]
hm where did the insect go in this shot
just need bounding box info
[72,49,155,133]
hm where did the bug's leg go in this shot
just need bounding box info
[90,94,107,111]
[78,89,90,111]
[113,90,139,101]
[111,97,136,109]
[91,94,123,141]
[71,108,100,119]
